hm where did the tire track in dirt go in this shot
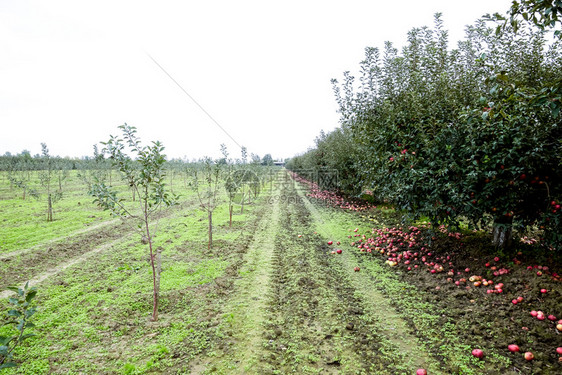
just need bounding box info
[232,174,418,374]
[0,220,131,290]
[0,199,198,296]
[294,179,445,374]
[0,235,128,299]
[195,187,280,374]
[0,218,120,260]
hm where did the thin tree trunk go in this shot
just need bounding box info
[154,246,163,319]
[208,211,213,249]
[492,217,513,248]
[146,221,159,322]
[241,185,245,213]
[47,193,53,222]
[170,172,173,193]
[229,204,233,228]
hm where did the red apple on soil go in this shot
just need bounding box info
[556,324,562,332]
[537,312,545,321]
[354,267,360,272]
[508,344,520,353]
[472,349,484,359]
[517,296,524,303]
[336,249,342,254]
[416,369,427,375]
[530,310,539,317]
[540,288,547,293]
[327,241,333,245]
[524,352,534,361]
[548,315,557,321]
[556,347,562,355]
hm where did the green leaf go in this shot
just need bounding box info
[0,362,19,369]
[7,310,21,317]
[25,290,37,303]
[20,333,35,341]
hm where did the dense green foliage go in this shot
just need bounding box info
[287,14,562,249]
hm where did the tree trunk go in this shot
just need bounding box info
[146,226,159,322]
[208,211,213,249]
[241,185,245,214]
[170,171,174,194]
[154,247,163,321]
[492,217,513,248]
[47,193,53,222]
[229,204,233,228]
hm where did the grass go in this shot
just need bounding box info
[1,169,557,374]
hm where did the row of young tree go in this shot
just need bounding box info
[0,141,277,220]
[87,124,279,322]
[287,8,561,250]
[1,124,279,323]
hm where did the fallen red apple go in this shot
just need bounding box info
[556,347,562,355]
[540,288,547,293]
[524,352,534,361]
[508,344,520,353]
[537,313,545,321]
[327,241,333,245]
[530,310,538,317]
[336,249,342,254]
[548,315,557,321]
[354,267,360,272]
[556,323,562,331]
[472,349,484,359]
[416,369,427,375]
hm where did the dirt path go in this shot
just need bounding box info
[294,182,444,374]
[0,235,127,299]
[196,185,280,374]
[0,199,198,296]
[0,220,130,290]
[197,172,444,374]
[0,218,120,260]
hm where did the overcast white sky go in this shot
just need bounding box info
[0,0,514,161]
